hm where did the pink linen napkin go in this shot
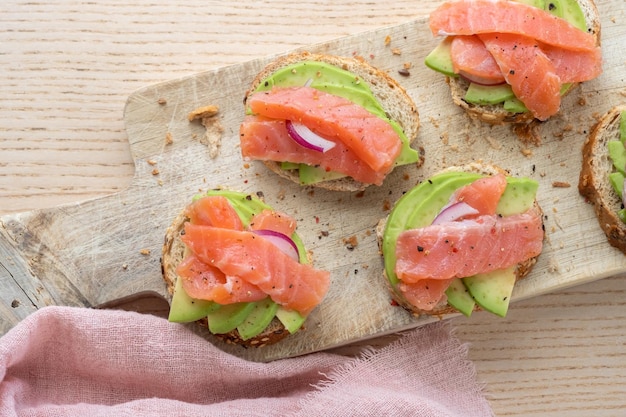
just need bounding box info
[0,306,492,416]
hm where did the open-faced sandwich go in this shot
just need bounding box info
[239,51,422,191]
[377,163,544,317]
[425,0,602,124]
[162,190,331,347]
[579,105,626,254]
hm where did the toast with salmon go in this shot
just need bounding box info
[161,190,330,347]
[425,0,602,124]
[377,163,544,317]
[579,105,626,254]
[240,51,422,191]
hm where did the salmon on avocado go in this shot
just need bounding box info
[162,190,331,347]
[378,165,544,318]
[425,0,602,122]
[239,52,422,191]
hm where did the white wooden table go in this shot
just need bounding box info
[1,1,625,415]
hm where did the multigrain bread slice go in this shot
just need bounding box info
[578,105,626,254]
[161,209,291,348]
[445,0,602,125]
[243,51,421,191]
[376,162,544,317]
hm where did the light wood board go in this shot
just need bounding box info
[1,6,625,362]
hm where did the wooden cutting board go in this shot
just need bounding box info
[1,3,625,362]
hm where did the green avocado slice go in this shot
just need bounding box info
[236,297,280,341]
[463,266,517,317]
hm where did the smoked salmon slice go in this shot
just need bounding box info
[480,33,562,121]
[246,86,402,173]
[394,208,544,284]
[450,35,505,85]
[450,35,603,85]
[249,209,297,237]
[182,224,331,315]
[429,0,598,52]
[185,195,244,230]
[451,173,507,215]
[177,254,267,304]
[240,116,387,185]
[398,279,454,311]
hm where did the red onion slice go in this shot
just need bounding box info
[432,201,480,225]
[253,229,300,261]
[285,120,336,153]
[459,71,506,86]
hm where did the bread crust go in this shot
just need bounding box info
[243,51,422,191]
[578,105,626,254]
[376,163,544,317]
[161,199,294,347]
[445,0,601,125]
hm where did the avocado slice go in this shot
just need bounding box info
[609,172,625,199]
[547,0,587,30]
[425,36,457,77]
[465,83,516,106]
[236,297,279,341]
[275,307,306,334]
[608,141,626,176]
[207,302,258,335]
[463,266,517,317]
[445,278,476,317]
[168,275,221,323]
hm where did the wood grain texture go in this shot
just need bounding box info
[1,0,626,415]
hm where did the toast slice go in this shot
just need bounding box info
[162,201,299,347]
[578,105,626,254]
[243,51,422,191]
[443,0,601,125]
[376,162,544,316]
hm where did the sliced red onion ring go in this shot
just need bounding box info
[285,120,336,153]
[459,71,506,86]
[432,201,480,225]
[253,229,300,261]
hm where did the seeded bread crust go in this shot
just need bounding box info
[161,205,293,348]
[376,162,544,317]
[243,51,422,191]
[578,105,626,254]
[445,0,601,125]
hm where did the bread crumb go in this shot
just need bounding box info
[512,122,542,146]
[157,98,167,105]
[391,48,401,55]
[147,159,157,166]
[165,131,173,145]
[384,35,391,46]
[188,105,219,121]
[151,168,159,176]
[122,263,128,270]
[343,235,358,251]
[140,249,151,255]
[189,105,224,158]
[521,148,533,157]
[403,62,412,69]
[552,181,571,188]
